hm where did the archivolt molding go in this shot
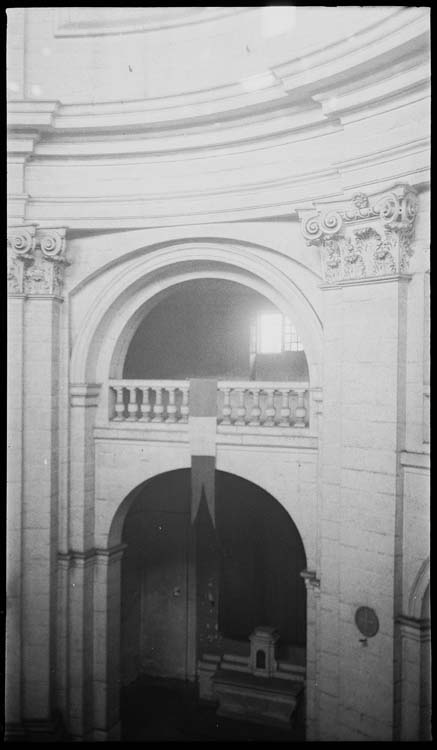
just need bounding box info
[7,225,69,297]
[299,184,418,284]
[70,241,323,386]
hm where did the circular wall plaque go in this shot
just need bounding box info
[355,606,379,638]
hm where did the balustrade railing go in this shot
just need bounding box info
[109,380,190,423]
[217,381,310,428]
[108,380,310,428]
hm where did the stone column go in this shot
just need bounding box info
[7,225,69,738]
[299,185,418,742]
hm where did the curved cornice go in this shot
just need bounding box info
[7,7,429,143]
[54,7,255,37]
[6,7,430,228]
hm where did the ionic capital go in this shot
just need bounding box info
[7,226,69,297]
[299,184,418,283]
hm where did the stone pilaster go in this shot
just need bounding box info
[7,225,69,736]
[92,545,126,741]
[62,385,100,738]
[5,230,28,738]
[301,570,321,741]
[299,184,417,742]
[395,615,431,741]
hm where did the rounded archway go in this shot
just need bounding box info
[115,469,307,692]
[70,239,323,388]
[123,278,309,382]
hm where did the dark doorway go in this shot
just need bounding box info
[215,472,307,653]
[120,469,307,685]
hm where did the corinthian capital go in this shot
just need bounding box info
[7,226,69,297]
[299,184,418,283]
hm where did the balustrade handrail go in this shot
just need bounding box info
[109,379,309,390]
[109,378,190,388]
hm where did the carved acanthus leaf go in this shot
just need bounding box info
[300,184,418,283]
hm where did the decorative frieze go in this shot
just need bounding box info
[7,226,69,296]
[299,184,418,283]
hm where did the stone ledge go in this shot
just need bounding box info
[400,450,430,470]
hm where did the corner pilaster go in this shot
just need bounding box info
[7,224,70,732]
[298,184,418,742]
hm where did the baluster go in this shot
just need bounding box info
[112,386,125,421]
[263,388,276,426]
[165,386,177,423]
[139,387,151,422]
[152,387,164,422]
[126,386,139,421]
[278,388,291,426]
[179,386,189,423]
[248,387,261,426]
[294,388,307,428]
[220,387,232,425]
[234,388,247,426]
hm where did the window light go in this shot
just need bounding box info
[258,313,283,353]
[254,313,304,354]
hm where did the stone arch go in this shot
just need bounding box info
[216,453,316,569]
[95,450,191,549]
[100,460,313,571]
[101,466,310,734]
[112,469,306,679]
[107,468,189,549]
[408,558,430,619]
[213,469,308,648]
[70,239,323,388]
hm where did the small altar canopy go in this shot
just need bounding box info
[211,625,304,728]
[249,625,279,677]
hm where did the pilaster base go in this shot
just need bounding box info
[91,721,122,742]
[3,723,27,742]
[22,713,69,742]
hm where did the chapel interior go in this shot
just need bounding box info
[6,6,430,743]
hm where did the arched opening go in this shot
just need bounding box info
[116,468,307,736]
[215,471,306,663]
[70,239,323,387]
[120,470,191,686]
[256,650,266,670]
[123,278,309,382]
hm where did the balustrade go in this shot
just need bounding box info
[108,380,310,429]
[109,381,190,423]
[217,381,310,428]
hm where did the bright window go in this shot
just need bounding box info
[283,318,303,352]
[258,313,283,353]
[252,313,303,354]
